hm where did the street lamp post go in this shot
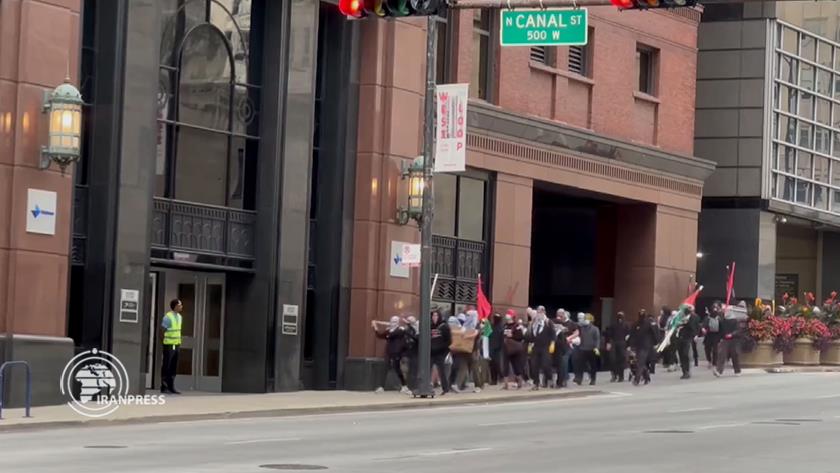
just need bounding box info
[414,14,438,398]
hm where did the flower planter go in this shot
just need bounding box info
[820,340,840,366]
[784,337,821,365]
[741,340,783,367]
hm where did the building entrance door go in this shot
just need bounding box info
[162,270,225,392]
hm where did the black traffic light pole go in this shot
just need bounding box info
[416,13,437,398]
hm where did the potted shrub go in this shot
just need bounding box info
[740,316,784,367]
[741,299,784,367]
[784,316,828,365]
[819,291,840,365]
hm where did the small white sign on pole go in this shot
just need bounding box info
[434,83,469,173]
[26,189,57,235]
[402,243,421,266]
[390,241,410,279]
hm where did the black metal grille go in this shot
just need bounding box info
[530,47,547,64]
[431,235,486,309]
[569,45,585,75]
[151,197,256,264]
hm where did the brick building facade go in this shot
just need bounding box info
[346,6,715,386]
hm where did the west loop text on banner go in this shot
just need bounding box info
[434,83,469,173]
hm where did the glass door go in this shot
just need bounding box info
[197,274,224,391]
[162,270,225,392]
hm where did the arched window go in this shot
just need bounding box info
[156,0,260,209]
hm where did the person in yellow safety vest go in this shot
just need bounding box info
[161,299,183,394]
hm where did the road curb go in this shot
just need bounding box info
[0,389,605,433]
[765,366,840,374]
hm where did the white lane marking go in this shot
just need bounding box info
[695,423,744,431]
[225,437,301,445]
[668,407,713,414]
[478,420,536,427]
[815,394,840,399]
[420,447,491,457]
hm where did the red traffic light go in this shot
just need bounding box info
[610,0,636,8]
[339,0,365,18]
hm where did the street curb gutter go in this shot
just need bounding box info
[766,366,840,374]
[0,389,605,433]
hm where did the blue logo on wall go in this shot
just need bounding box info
[394,254,402,265]
[31,205,55,219]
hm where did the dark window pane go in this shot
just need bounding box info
[211,1,251,83]
[834,189,840,211]
[800,92,814,120]
[833,159,840,185]
[637,46,656,95]
[175,127,229,205]
[156,123,174,197]
[815,155,830,183]
[457,177,485,241]
[471,32,489,99]
[779,174,795,201]
[816,127,830,155]
[796,180,812,205]
[815,185,829,210]
[433,174,457,237]
[161,0,206,66]
[797,151,812,178]
[801,63,815,91]
[816,97,831,125]
[178,25,233,130]
[229,136,246,209]
[779,56,796,83]
[817,69,832,96]
[779,145,796,174]
[799,123,813,148]
[233,85,260,135]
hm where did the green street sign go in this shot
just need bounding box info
[500,8,588,47]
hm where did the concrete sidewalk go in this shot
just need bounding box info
[0,386,603,432]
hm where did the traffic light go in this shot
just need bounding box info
[339,0,365,18]
[609,0,696,9]
[338,0,444,19]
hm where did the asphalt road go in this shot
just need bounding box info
[2,369,839,473]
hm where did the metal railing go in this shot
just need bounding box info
[0,361,32,419]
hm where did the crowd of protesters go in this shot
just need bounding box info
[371,301,747,394]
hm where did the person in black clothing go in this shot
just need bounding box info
[629,309,659,385]
[715,303,746,377]
[605,311,630,382]
[372,316,409,394]
[702,302,723,369]
[675,309,700,379]
[404,316,419,390]
[553,309,578,388]
[429,310,452,394]
[488,312,505,385]
[502,314,527,389]
[526,306,556,390]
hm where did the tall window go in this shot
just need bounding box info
[156,0,262,210]
[568,28,593,77]
[432,172,491,315]
[636,44,658,96]
[471,9,493,100]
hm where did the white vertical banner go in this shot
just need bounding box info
[434,83,469,173]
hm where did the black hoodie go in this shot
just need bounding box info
[430,319,452,355]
